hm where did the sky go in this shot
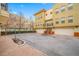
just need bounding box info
[8,3,55,20]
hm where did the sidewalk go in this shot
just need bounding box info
[0,36,46,56]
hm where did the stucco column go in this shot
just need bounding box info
[0,28,1,36]
[0,23,2,36]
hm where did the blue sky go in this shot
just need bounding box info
[8,3,54,19]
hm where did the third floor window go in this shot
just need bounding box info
[50,12,52,14]
[67,4,73,10]
[55,9,59,14]
[60,6,65,12]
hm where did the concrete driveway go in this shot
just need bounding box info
[6,33,79,56]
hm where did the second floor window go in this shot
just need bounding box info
[56,21,59,24]
[68,16,73,23]
[61,20,65,23]
[61,17,65,23]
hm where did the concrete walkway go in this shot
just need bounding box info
[0,36,46,56]
[0,33,79,56]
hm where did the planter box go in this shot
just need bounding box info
[74,32,79,37]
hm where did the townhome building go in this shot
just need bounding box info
[0,3,9,28]
[34,3,79,37]
[45,9,54,34]
[34,9,46,34]
[52,3,79,36]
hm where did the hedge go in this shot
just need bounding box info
[1,31,36,35]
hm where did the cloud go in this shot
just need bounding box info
[12,11,17,14]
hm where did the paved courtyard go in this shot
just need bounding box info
[5,33,79,56]
[0,35,46,56]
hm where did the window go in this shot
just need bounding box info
[56,21,59,24]
[46,23,48,26]
[48,23,49,26]
[61,20,65,23]
[49,23,51,26]
[55,9,59,14]
[38,16,42,19]
[55,11,59,14]
[68,16,73,23]
[50,12,52,14]
[60,6,65,12]
[46,23,49,26]
[61,17,65,23]
[67,4,73,10]
[68,19,73,23]
[46,22,53,27]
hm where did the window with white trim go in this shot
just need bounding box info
[55,9,59,14]
[61,17,65,23]
[67,4,73,10]
[68,16,73,23]
[60,6,65,12]
[56,21,59,24]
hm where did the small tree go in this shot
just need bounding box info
[0,23,2,36]
[14,16,17,39]
[19,12,24,33]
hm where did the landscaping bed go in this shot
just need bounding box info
[1,31,36,35]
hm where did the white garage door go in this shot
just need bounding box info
[54,28,74,36]
[36,29,45,34]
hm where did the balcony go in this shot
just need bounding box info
[0,10,9,17]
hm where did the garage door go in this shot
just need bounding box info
[36,29,45,34]
[54,28,74,36]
